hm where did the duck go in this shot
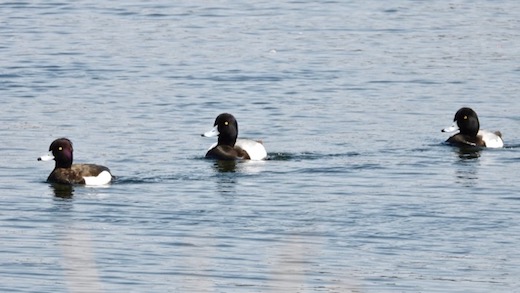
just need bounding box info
[441,107,504,148]
[201,113,267,160]
[38,138,113,185]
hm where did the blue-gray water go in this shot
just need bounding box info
[1,1,520,292]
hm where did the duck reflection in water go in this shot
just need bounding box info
[51,183,74,198]
[212,160,238,196]
[456,146,481,160]
[213,160,237,173]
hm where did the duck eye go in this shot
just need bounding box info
[463,115,468,120]
[224,121,229,126]
[58,147,63,151]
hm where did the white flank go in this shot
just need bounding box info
[83,171,112,186]
[236,139,267,160]
[479,130,504,148]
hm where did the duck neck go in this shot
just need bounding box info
[218,135,236,147]
[54,151,73,169]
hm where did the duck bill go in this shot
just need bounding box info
[38,153,55,161]
[202,125,220,138]
[442,121,459,133]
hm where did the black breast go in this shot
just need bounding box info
[205,145,250,160]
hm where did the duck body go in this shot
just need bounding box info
[46,164,112,185]
[205,139,267,161]
[442,107,504,148]
[202,113,267,161]
[38,138,113,185]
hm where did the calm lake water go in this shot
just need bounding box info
[1,1,520,292]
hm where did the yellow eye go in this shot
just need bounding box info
[224,121,229,126]
[463,116,468,120]
[58,147,63,151]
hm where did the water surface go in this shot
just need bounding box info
[1,1,520,292]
